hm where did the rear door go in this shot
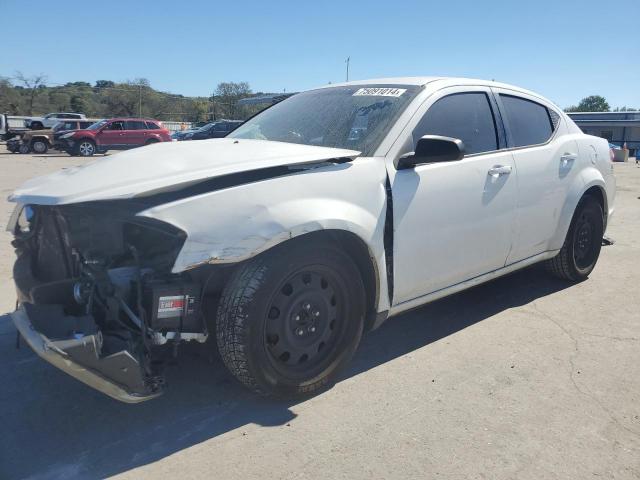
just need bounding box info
[123,120,148,146]
[391,87,517,304]
[494,89,579,263]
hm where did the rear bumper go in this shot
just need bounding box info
[11,304,162,403]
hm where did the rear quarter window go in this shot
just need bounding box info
[500,95,554,147]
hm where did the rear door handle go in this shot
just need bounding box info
[488,165,512,178]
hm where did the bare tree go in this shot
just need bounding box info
[14,71,47,115]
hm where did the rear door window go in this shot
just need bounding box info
[499,95,553,147]
[124,121,147,130]
[414,92,498,155]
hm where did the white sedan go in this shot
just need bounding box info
[8,77,615,402]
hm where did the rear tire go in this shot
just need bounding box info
[31,139,48,154]
[19,143,30,154]
[546,195,604,281]
[216,239,366,397]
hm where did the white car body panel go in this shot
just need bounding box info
[8,77,616,322]
[138,157,391,314]
[9,139,360,205]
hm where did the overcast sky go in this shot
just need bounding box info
[2,0,639,109]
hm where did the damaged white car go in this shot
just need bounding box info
[8,77,616,402]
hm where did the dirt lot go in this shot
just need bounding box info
[0,149,638,480]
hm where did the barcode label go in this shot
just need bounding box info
[353,87,407,97]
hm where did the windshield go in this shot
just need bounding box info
[228,85,419,156]
[87,120,108,130]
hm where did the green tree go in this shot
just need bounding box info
[565,95,610,112]
[214,81,252,119]
[0,77,23,114]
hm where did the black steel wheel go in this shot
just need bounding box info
[216,237,365,397]
[546,195,604,281]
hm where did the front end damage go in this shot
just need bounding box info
[9,201,207,402]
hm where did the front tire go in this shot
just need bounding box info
[216,239,366,397]
[19,143,30,154]
[546,195,604,281]
[76,139,96,157]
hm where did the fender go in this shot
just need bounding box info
[138,157,392,313]
[548,166,607,251]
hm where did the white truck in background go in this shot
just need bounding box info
[24,112,87,130]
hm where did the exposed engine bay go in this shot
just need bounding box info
[10,201,217,402]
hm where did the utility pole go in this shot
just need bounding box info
[345,56,350,82]
[138,83,142,117]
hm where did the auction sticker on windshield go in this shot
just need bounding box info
[353,87,407,97]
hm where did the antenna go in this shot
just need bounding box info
[345,56,350,82]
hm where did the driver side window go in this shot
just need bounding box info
[106,121,124,131]
[413,92,498,155]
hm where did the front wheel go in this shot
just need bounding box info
[546,195,604,281]
[76,139,96,157]
[216,239,366,397]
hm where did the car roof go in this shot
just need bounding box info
[107,118,161,122]
[316,76,541,98]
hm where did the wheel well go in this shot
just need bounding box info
[31,137,49,145]
[583,185,607,227]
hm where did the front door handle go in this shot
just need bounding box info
[488,165,512,178]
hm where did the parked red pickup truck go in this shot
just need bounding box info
[60,118,172,156]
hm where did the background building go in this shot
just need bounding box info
[568,111,640,156]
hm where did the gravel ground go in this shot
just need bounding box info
[0,149,638,480]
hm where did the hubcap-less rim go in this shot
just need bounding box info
[264,268,345,379]
[79,142,94,156]
[573,211,595,269]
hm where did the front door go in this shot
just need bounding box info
[391,88,517,305]
[97,120,126,149]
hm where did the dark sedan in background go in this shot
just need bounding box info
[172,119,243,141]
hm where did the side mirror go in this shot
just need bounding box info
[395,135,465,170]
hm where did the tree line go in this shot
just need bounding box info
[564,95,636,113]
[1,73,637,119]
[0,73,266,122]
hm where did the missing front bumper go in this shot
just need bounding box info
[11,304,163,403]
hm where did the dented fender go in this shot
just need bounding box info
[139,157,391,312]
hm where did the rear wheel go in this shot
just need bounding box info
[19,143,30,154]
[76,139,95,157]
[216,239,366,397]
[31,139,48,154]
[546,195,604,281]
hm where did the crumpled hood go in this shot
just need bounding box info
[9,139,360,205]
